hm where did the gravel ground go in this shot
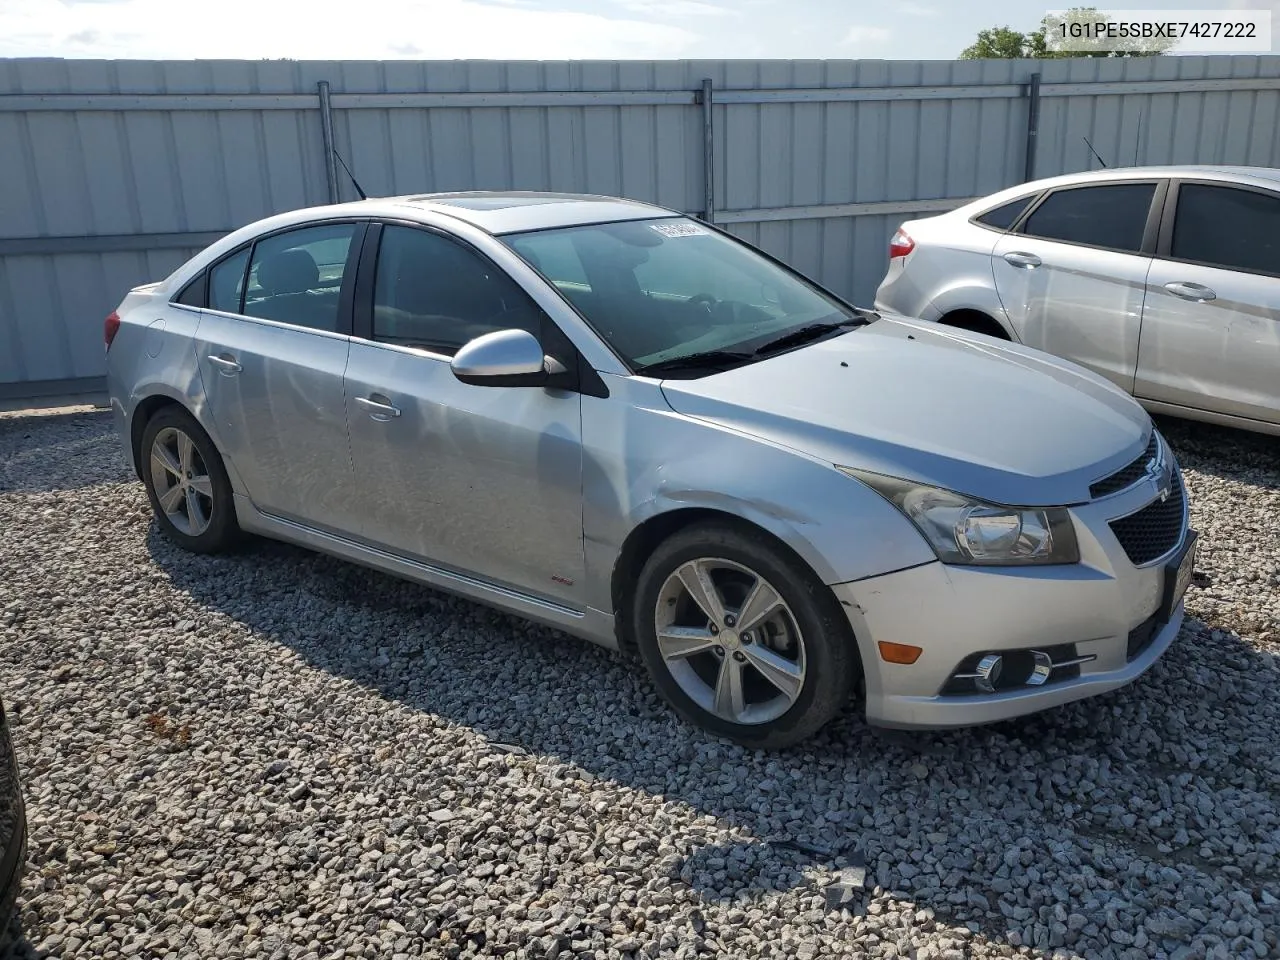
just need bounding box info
[1,409,1278,960]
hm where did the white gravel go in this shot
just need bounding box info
[2,408,1278,960]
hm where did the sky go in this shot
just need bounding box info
[0,0,1276,61]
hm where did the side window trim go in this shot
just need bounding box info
[1012,179,1167,256]
[1156,179,1280,279]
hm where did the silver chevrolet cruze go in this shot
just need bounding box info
[107,192,1196,748]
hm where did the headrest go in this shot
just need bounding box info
[258,249,319,295]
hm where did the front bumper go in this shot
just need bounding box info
[835,473,1191,729]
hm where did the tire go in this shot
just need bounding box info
[140,406,240,554]
[632,521,860,749]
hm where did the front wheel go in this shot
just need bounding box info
[633,522,860,749]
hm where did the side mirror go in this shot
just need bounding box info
[451,329,552,387]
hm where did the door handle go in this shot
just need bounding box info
[208,353,242,374]
[1003,251,1042,269]
[355,394,402,420]
[1163,281,1217,302]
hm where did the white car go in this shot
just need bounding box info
[874,165,1280,437]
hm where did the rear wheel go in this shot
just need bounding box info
[633,522,859,749]
[140,406,240,553]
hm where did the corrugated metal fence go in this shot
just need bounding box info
[2,55,1279,398]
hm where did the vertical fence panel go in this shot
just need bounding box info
[1,55,1279,395]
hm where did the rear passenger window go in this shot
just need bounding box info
[1171,184,1280,276]
[975,196,1035,230]
[209,248,249,314]
[243,223,357,333]
[372,225,544,356]
[1021,183,1156,254]
[173,272,206,308]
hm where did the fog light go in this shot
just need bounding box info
[974,654,1003,693]
[877,641,923,664]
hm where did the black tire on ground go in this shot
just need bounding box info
[632,521,860,750]
[139,405,241,554]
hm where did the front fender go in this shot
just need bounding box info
[581,376,935,612]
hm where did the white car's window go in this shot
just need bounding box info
[974,195,1036,231]
[1021,183,1156,254]
[505,217,865,374]
[1171,184,1280,277]
[243,224,357,333]
[209,247,249,314]
[372,225,543,356]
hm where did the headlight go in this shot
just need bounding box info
[840,468,1079,566]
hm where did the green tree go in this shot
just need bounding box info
[960,7,1175,59]
[959,26,1032,59]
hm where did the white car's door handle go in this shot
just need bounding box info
[208,353,242,374]
[1003,251,1042,269]
[1164,281,1217,302]
[355,394,402,420]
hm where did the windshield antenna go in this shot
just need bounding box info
[333,148,368,200]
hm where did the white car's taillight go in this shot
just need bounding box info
[889,228,915,260]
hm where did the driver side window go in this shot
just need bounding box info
[372,225,543,356]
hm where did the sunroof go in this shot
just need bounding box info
[427,194,589,211]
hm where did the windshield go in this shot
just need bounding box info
[502,217,864,373]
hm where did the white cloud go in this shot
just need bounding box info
[842,25,891,48]
[898,1,935,15]
[0,0,699,59]
[613,0,728,16]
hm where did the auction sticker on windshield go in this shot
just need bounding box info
[651,222,707,238]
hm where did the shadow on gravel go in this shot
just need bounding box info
[149,499,1280,956]
[0,410,130,494]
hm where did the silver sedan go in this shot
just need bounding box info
[107,192,1195,748]
[874,165,1280,437]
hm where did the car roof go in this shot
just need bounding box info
[347,191,676,234]
[962,164,1280,213]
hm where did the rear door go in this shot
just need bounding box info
[193,220,364,532]
[991,180,1164,392]
[1136,180,1280,427]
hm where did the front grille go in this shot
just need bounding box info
[1108,472,1186,566]
[1090,433,1159,499]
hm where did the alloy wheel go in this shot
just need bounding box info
[654,557,806,725]
[149,426,214,537]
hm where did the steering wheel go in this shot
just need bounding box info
[686,293,718,313]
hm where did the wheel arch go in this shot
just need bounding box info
[937,307,1012,341]
[609,506,844,657]
[130,394,184,480]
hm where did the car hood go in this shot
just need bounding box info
[659,316,1151,507]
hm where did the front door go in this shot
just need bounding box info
[343,222,586,604]
[1136,181,1280,427]
[990,180,1161,393]
[194,221,362,531]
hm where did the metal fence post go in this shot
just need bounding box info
[317,80,340,203]
[1023,72,1041,183]
[700,78,715,223]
